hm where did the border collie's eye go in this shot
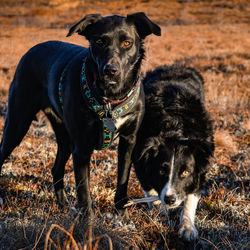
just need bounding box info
[122,40,132,48]
[181,170,190,178]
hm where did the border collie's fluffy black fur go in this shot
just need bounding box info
[132,65,214,241]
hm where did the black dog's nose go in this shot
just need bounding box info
[103,64,119,76]
[164,195,176,205]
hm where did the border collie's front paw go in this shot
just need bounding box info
[178,221,198,241]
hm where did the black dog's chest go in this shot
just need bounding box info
[113,114,134,135]
[58,56,141,150]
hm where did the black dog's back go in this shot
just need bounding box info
[14,41,87,86]
[0,41,87,168]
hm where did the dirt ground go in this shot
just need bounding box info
[0,1,249,249]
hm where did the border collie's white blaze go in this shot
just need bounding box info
[160,152,175,200]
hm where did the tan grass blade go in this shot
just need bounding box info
[44,224,79,250]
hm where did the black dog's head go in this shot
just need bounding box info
[134,136,214,209]
[67,12,160,99]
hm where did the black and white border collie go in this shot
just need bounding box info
[132,65,214,241]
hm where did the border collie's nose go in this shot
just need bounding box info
[103,64,119,76]
[164,195,176,205]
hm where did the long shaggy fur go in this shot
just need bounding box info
[132,65,214,241]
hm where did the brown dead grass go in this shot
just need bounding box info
[214,130,238,153]
[0,0,249,249]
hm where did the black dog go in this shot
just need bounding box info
[132,66,214,241]
[0,13,160,215]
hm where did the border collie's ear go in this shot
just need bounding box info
[67,14,102,37]
[202,139,215,158]
[192,138,215,174]
[126,12,161,39]
[136,137,160,161]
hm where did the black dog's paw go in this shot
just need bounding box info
[56,190,69,208]
[114,195,129,209]
[114,198,131,223]
[70,203,94,221]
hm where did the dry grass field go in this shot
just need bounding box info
[0,0,249,249]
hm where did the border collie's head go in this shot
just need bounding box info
[134,136,214,209]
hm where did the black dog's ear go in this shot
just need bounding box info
[67,14,102,37]
[126,12,161,39]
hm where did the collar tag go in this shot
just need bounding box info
[103,118,116,132]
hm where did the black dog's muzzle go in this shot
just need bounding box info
[103,64,119,77]
[103,63,120,85]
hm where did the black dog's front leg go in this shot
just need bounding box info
[72,149,92,216]
[115,135,136,211]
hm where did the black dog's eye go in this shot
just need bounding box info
[180,170,190,178]
[121,40,132,48]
